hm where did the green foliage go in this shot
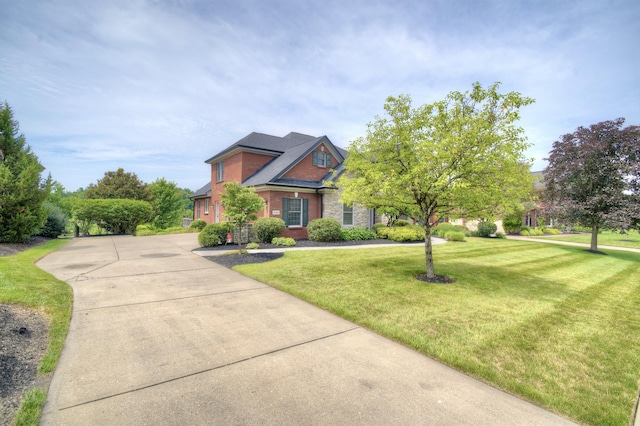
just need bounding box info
[520,230,530,236]
[253,217,286,243]
[477,221,497,237]
[444,231,466,242]
[307,218,343,242]
[198,222,234,247]
[189,219,207,231]
[376,226,390,239]
[73,198,154,235]
[496,232,507,239]
[271,237,296,246]
[39,202,69,238]
[543,227,562,235]
[372,222,388,231]
[394,219,411,227]
[433,223,470,238]
[86,168,152,201]
[13,387,46,426]
[386,225,424,242]
[338,82,534,278]
[571,225,591,233]
[220,182,264,250]
[150,178,183,229]
[341,227,378,241]
[246,242,260,249]
[529,228,544,236]
[502,209,524,234]
[135,224,156,236]
[0,102,51,242]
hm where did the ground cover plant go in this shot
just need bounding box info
[0,239,72,424]
[537,229,640,250]
[235,238,640,425]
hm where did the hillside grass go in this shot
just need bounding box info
[236,238,640,425]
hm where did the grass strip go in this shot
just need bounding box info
[535,229,640,249]
[0,239,73,423]
[236,238,640,425]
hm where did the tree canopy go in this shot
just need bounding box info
[0,102,51,242]
[220,182,264,251]
[149,178,183,229]
[543,118,640,252]
[86,168,152,202]
[339,82,534,279]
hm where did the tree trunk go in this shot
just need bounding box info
[590,225,599,252]
[423,224,436,279]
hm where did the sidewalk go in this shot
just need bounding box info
[37,234,576,425]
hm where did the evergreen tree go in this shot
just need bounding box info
[0,102,51,242]
[150,178,183,229]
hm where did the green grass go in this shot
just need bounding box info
[0,239,73,424]
[536,229,640,250]
[12,388,46,426]
[236,238,640,425]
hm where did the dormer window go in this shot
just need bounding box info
[312,151,332,167]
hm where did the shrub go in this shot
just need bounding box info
[307,218,342,242]
[433,222,455,237]
[157,226,189,235]
[502,211,524,234]
[198,222,235,247]
[373,223,388,232]
[530,228,544,236]
[477,221,497,237]
[246,242,260,249]
[39,202,69,238]
[393,219,411,227]
[73,198,154,235]
[495,232,506,239]
[444,231,466,242]
[189,219,207,231]
[519,230,530,236]
[272,237,296,246]
[135,224,157,236]
[341,227,377,241]
[470,230,480,237]
[386,225,424,242]
[253,217,286,243]
[543,227,561,235]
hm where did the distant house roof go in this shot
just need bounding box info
[206,132,348,189]
[190,182,211,199]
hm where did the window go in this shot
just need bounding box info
[312,151,332,167]
[196,200,201,219]
[204,199,209,214]
[283,198,308,227]
[216,161,224,182]
[343,204,353,226]
[214,201,219,223]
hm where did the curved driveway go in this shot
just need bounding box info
[37,234,575,425]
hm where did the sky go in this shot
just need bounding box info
[1,0,638,192]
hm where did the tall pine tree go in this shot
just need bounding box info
[0,102,51,242]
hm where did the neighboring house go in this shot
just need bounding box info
[191,132,375,239]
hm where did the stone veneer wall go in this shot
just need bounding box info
[323,190,371,228]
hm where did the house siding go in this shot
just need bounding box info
[322,189,371,228]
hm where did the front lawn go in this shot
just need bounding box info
[535,229,640,250]
[236,238,640,426]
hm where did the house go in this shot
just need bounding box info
[191,132,375,239]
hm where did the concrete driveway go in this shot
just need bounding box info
[37,234,575,425]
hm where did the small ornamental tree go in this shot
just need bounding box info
[150,178,183,229]
[339,82,534,281]
[0,102,51,242]
[543,119,640,252]
[220,182,264,251]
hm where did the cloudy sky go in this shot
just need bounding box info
[1,0,638,192]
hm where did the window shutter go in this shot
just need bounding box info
[303,198,308,226]
[283,198,289,226]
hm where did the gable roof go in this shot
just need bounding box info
[206,132,347,190]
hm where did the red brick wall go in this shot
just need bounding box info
[239,152,275,181]
[258,190,322,239]
[282,145,337,181]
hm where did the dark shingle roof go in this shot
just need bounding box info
[205,132,317,164]
[190,182,211,199]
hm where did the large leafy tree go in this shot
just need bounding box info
[220,182,264,251]
[543,118,640,252]
[149,178,183,229]
[0,102,51,242]
[339,82,534,280]
[86,168,152,202]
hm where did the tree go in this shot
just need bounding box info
[543,118,640,252]
[149,178,183,229]
[86,168,152,201]
[220,182,264,251]
[338,82,534,280]
[0,102,51,242]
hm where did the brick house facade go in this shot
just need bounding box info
[191,132,374,239]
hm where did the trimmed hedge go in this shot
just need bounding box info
[189,219,207,231]
[341,227,377,241]
[307,218,342,242]
[272,237,296,246]
[198,222,235,247]
[386,225,424,242]
[73,198,154,235]
[253,217,286,243]
[444,231,466,242]
[477,221,497,238]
